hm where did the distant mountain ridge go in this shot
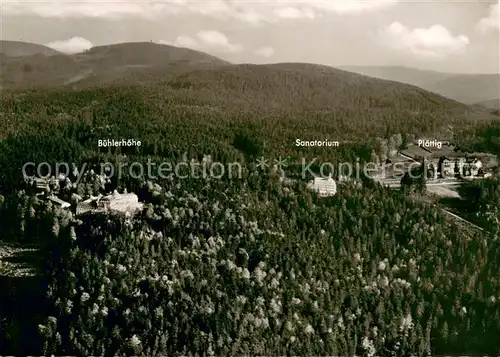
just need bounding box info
[476,98,500,110]
[0,40,62,57]
[340,65,499,105]
[0,41,231,90]
[1,42,499,165]
[78,42,230,65]
[0,41,498,123]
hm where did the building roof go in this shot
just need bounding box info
[103,192,139,202]
[389,153,415,164]
[100,192,143,214]
[34,177,49,189]
[400,145,432,159]
[75,192,143,216]
[424,145,459,158]
[308,177,337,197]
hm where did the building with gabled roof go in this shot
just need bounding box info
[400,145,432,161]
[75,191,143,217]
[101,191,143,216]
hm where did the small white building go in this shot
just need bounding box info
[307,176,337,197]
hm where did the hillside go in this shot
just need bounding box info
[341,65,499,105]
[2,56,498,160]
[430,74,499,105]
[476,98,500,110]
[0,40,62,57]
[1,83,500,355]
[2,41,497,107]
[1,62,498,179]
[0,42,230,90]
[75,42,229,67]
[2,43,497,104]
[158,62,472,117]
[0,54,89,90]
[339,65,452,88]
[1,45,500,356]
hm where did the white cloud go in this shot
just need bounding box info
[477,2,499,33]
[45,36,93,54]
[5,1,158,19]
[309,0,398,15]
[172,35,200,49]
[274,7,315,19]
[160,30,242,53]
[197,30,232,47]
[3,0,399,23]
[256,46,275,57]
[379,22,469,58]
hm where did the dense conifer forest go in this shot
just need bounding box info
[1,59,500,355]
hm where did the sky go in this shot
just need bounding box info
[1,0,499,73]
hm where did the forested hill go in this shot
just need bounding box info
[2,44,500,357]
[0,42,230,90]
[339,65,450,88]
[1,44,498,172]
[340,65,499,105]
[76,42,230,67]
[168,62,472,113]
[1,62,497,144]
[1,60,499,188]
